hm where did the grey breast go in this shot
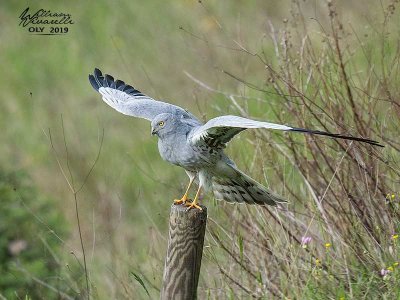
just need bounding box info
[157,132,196,167]
[158,132,221,171]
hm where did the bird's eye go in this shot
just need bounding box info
[158,121,165,127]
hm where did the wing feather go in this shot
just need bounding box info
[89,68,201,123]
[190,115,383,148]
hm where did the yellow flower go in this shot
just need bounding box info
[387,266,394,272]
[387,193,396,201]
[392,234,399,240]
[315,258,321,266]
[325,243,332,248]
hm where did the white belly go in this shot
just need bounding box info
[198,169,213,192]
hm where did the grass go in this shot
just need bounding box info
[1,0,399,299]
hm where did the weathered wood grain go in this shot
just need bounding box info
[161,204,207,300]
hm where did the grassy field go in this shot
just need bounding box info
[1,0,399,299]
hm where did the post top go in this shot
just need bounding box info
[170,203,207,213]
[169,204,208,225]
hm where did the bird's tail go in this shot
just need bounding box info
[212,165,286,206]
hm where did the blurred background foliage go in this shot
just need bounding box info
[0,0,399,299]
[0,170,72,298]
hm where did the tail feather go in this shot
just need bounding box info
[212,167,286,206]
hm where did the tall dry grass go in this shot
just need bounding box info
[200,1,400,298]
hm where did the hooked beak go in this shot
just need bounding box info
[151,128,156,135]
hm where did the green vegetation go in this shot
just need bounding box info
[0,0,399,299]
[0,170,72,299]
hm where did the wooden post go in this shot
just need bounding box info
[161,204,207,300]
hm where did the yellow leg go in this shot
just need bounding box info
[174,177,194,205]
[185,186,202,211]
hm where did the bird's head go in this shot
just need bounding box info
[151,113,177,138]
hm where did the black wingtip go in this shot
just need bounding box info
[89,68,146,97]
[104,74,115,87]
[88,74,99,91]
[94,68,102,77]
[88,68,105,92]
[290,127,384,147]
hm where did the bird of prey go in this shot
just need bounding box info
[89,68,383,210]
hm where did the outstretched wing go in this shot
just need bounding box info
[89,68,200,123]
[190,115,383,148]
